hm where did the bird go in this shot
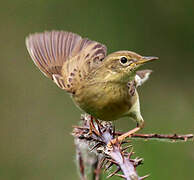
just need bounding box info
[25,31,158,147]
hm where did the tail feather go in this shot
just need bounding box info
[135,70,152,87]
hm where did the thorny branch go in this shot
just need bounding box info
[72,114,193,180]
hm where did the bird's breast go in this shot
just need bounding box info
[73,82,137,121]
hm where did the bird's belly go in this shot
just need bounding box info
[73,83,137,121]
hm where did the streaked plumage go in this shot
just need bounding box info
[26,31,157,127]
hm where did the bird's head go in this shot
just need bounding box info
[102,50,158,83]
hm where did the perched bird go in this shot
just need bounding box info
[25,31,158,146]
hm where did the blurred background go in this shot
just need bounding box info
[0,0,194,180]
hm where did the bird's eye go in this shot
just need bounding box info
[120,57,128,64]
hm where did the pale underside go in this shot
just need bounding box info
[26,31,151,122]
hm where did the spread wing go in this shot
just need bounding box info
[25,31,107,93]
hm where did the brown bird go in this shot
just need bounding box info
[25,31,158,147]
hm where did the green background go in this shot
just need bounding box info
[1,0,194,180]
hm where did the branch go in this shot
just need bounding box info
[115,132,193,142]
[73,114,147,180]
[72,114,193,180]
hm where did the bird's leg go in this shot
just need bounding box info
[107,127,141,148]
[107,119,144,148]
[107,96,145,148]
[89,116,95,135]
[89,116,101,136]
[94,118,103,129]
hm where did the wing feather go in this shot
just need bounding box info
[26,31,107,92]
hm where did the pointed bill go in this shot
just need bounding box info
[135,56,158,65]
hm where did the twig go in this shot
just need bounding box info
[92,156,104,180]
[76,149,87,180]
[115,132,193,142]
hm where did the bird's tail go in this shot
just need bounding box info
[135,70,153,87]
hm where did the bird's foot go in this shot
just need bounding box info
[107,126,141,148]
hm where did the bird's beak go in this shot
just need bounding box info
[135,56,159,65]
